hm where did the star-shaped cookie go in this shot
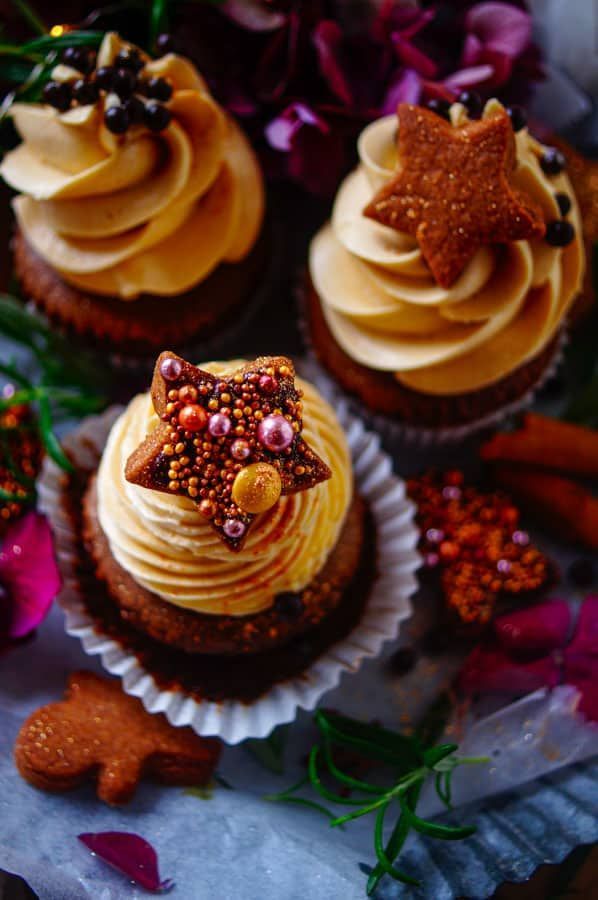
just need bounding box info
[364,104,546,288]
[125,352,331,551]
[14,672,221,805]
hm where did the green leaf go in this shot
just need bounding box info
[10,0,46,36]
[399,793,476,840]
[21,31,104,53]
[308,746,374,808]
[149,0,169,50]
[373,801,420,887]
[423,743,458,769]
[316,710,421,770]
[37,392,74,472]
[367,783,422,895]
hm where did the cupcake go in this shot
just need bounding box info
[67,351,375,704]
[0,33,265,357]
[307,99,585,432]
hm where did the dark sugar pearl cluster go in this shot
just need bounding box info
[41,43,173,136]
[540,153,575,248]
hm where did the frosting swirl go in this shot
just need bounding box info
[1,33,264,300]
[309,101,585,395]
[97,362,352,616]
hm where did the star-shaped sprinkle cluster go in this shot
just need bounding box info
[125,352,331,551]
[408,470,550,625]
[15,672,221,805]
[364,104,546,288]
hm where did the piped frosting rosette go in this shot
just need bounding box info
[309,101,584,397]
[1,33,264,300]
[96,362,352,617]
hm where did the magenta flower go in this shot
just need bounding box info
[457,598,598,723]
[461,1,534,89]
[0,512,60,652]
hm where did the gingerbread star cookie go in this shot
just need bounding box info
[125,353,331,551]
[15,672,221,805]
[364,104,546,288]
[408,470,551,626]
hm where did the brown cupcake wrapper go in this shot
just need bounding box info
[39,403,420,744]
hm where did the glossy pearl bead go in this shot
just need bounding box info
[223,518,246,540]
[232,463,282,514]
[258,374,278,394]
[208,413,231,437]
[231,439,250,460]
[257,414,294,453]
[160,356,182,381]
[178,404,208,431]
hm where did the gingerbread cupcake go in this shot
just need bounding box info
[307,98,585,436]
[0,33,266,358]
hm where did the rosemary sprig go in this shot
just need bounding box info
[266,710,487,895]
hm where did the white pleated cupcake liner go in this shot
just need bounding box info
[297,275,568,448]
[39,403,420,745]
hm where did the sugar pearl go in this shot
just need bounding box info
[257,414,294,453]
[160,356,182,381]
[232,462,282,513]
[208,412,231,437]
[512,530,530,547]
[258,374,278,394]
[178,404,208,432]
[231,439,251,460]
[497,559,512,574]
[223,518,246,540]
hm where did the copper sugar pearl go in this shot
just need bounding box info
[125,353,331,551]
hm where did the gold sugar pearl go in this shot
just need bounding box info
[278,365,291,377]
[232,462,282,514]
[175,442,185,454]
[179,384,198,404]
[233,409,243,419]
[220,392,231,404]
[163,444,174,456]
[168,480,178,491]
[233,374,243,384]
[188,487,199,498]
[168,390,178,401]
[208,399,219,410]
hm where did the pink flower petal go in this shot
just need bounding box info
[457,645,560,697]
[382,68,422,112]
[0,513,60,641]
[392,34,437,78]
[494,600,571,654]
[462,33,483,67]
[465,2,532,58]
[444,63,495,91]
[567,596,598,657]
[313,20,354,108]
[78,833,174,892]
[221,0,286,32]
[265,102,327,151]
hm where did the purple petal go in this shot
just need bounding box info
[78,833,174,893]
[265,102,328,151]
[382,68,422,113]
[0,513,60,640]
[288,119,346,196]
[392,34,437,78]
[444,63,495,91]
[313,21,354,108]
[494,601,571,654]
[465,2,532,58]
[457,645,560,697]
[462,33,483,67]
[221,0,286,32]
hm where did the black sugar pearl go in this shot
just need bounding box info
[112,67,137,99]
[143,101,171,132]
[458,90,482,119]
[507,105,527,132]
[386,646,417,676]
[555,192,571,216]
[274,592,304,620]
[541,147,566,176]
[42,81,72,112]
[156,33,176,54]
[145,76,173,102]
[545,219,575,247]
[72,78,99,105]
[567,558,595,587]
[104,105,130,134]
[426,98,451,121]
[95,65,115,91]
[62,46,93,74]
[123,95,145,124]
[115,48,144,73]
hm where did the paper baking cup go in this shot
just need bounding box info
[39,403,420,744]
[297,277,567,448]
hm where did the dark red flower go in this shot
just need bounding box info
[0,512,60,652]
[457,597,598,723]
[78,832,174,892]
